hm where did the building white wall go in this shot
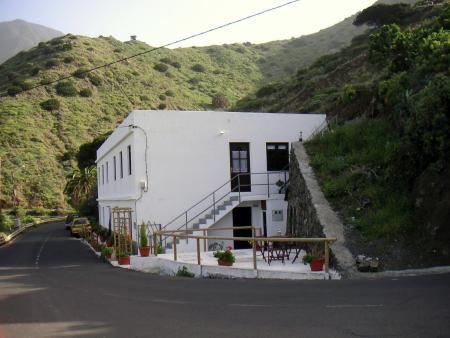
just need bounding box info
[97,110,326,239]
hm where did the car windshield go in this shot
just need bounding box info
[74,218,88,225]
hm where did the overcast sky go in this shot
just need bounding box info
[0,0,377,47]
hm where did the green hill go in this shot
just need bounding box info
[0,0,417,211]
[235,1,450,268]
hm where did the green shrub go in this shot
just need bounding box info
[154,63,168,72]
[159,94,166,101]
[176,266,194,278]
[45,58,59,68]
[87,73,102,86]
[13,206,26,220]
[165,90,175,97]
[31,67,40,76]
[113,48,122,53]
[139,222,148,247]
[191,63,206,72]
[56,81,78,97]
[22,215,36,225]
[158,103,167,109]
[73,68,89,79]
[18,81,33,90]
[7,86,22,96]
[256,83,277,98]
[0,212,14,233]
[159,57,171,64]
[40,78,53,85]
[171,61,181,69]
[63,56,75,63]
[212,94,230,109]
[40,98,61,111]
[79,88,92,97]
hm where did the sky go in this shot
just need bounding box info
[0,0,378,47]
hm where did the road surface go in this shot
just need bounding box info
[0,221,449,338]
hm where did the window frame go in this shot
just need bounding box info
[266,142,289,171]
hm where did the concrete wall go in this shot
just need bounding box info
[287,142,355,274]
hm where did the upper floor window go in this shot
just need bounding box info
[106,161,109,183]
[127,145,132,175]
[101,165,105,185]
[97,167,100,186]
[119,151,123,178]
[113,156,117,180]
[266,143,289,171]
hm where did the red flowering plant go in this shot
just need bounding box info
[213,245,236,263]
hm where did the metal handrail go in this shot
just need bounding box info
[159,169,289,248]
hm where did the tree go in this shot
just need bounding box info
[354,4,413,27]
[76,133,110,169]
[64,166,97,207]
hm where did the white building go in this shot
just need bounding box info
[96,110,325,252]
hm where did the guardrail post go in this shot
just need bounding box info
[153,233,158,256]
[252,239,257,270]
[173,235,177,261]
[324,241,329,274]
[203,229,207,252]
[196,238,201,265]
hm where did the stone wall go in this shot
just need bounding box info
[287,142,355,274]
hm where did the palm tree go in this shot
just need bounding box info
[64,166,97,206]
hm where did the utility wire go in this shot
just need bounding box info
[0,0,300,97]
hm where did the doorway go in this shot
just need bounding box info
[233,207,252,249]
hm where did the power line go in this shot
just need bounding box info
[0,0,300,97]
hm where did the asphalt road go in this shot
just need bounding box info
[0,221,449,338]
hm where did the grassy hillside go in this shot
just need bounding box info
[237,1,450,268]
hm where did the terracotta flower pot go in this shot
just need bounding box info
[218,259,233,266]
[139,246,150,257]
[309,257,325,271]
[118,255,130,265]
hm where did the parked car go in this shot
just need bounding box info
[65,214,78,230]
[69,217,91,236]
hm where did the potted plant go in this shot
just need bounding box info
[117,249,130,265]
[302,252,325,272]
[213,246,235,266]
[101,246,113,260]
[139,222,150,257]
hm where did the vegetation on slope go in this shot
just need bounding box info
[238,1,450,267]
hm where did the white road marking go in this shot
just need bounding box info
[326,304,383,309]
[35,233,52,268]
[229,303,273,308]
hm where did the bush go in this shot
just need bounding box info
[18,81,33,90]
[191,63,206,72]
[79,88,92,97]
[256,83,277,98]
[40,98,61,111]
[159,57,171,64]
[88,73,102,86]
[45,58,59,68]
[154,63,168,72]
[159,94,166,101]
[13,206,26,220]
[63,56,75,63]
[56,81,78,97]
[175,266,194,278]
[0,212,14,233]
[171,61,181,69]
[22,215,36,225]
[7,86,22,96]
[212,94,230,109]
[158,103,167,109]
[73,68,89,79]
[31,67,40,76]
[165,90,175,97]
